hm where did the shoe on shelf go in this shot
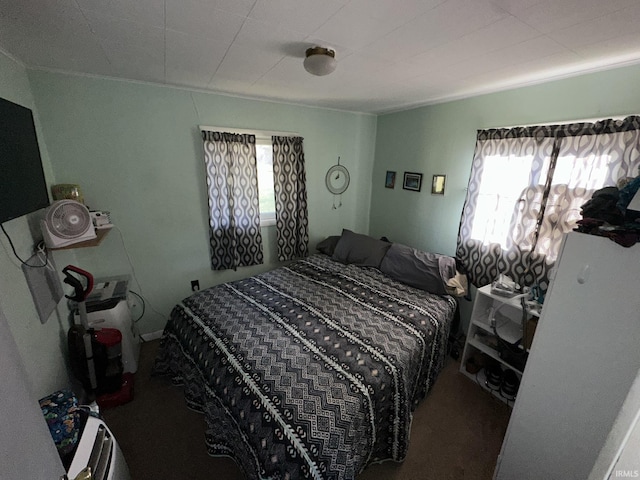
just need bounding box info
[501,368,520,400]
[484,364,503,391]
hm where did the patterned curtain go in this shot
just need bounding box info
[272,136,309,261]
[457,116,640,290]
[202,131,263,270]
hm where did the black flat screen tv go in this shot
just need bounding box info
[0,96,49,224]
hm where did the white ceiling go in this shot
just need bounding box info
[2,0,640,114]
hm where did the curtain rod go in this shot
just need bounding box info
[199,125,299,137]
[487,114,638,130]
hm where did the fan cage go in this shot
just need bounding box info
[46,200,92,239]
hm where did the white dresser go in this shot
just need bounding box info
[494,232,640,480]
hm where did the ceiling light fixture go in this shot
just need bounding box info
[303,47,336,76]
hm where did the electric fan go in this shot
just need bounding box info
[41,199,96,248]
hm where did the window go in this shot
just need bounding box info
[469,147,538,249]
[201,125,309,266]
[201,127,284,228]
[256,137,276,227]
[457,117,640,290]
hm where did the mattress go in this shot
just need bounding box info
[153,254,456,479]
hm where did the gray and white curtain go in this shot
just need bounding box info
[272,136,309,261]
[457,116,640,290]
[202,131,263,270]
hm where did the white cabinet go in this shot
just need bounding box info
[460,284,539,405]
[0,307,66,479]
[494,232,640,480]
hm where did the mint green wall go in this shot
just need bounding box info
[0,52,76,398]
[370,63,640,327]
[28,71,377,335]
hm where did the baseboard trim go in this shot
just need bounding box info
[141,330,163,342]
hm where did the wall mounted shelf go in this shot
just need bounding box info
[49,227,111,250]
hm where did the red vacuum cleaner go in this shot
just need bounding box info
[65,265,133,408]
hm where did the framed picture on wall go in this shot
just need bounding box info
[432,174,446,195]
[402,172,423,192]
[385,171,396,188]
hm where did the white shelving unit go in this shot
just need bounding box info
[459,284,540,405]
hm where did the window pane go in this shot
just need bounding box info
[256,143,275,224]
[470,152,535,248]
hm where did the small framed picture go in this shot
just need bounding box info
[403,172,423,192]
[431,174,446,195]
[385,171,396,189]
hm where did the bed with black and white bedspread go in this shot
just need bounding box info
[153,253,456,480]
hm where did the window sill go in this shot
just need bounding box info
[260,218,276,227]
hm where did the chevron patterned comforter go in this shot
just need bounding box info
[153,254,456,479]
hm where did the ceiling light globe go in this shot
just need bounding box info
[303,47,336,76]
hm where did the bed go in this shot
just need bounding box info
[153,232,459,480]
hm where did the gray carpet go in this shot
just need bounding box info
[103,340,510,480]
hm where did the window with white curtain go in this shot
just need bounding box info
[457,116,640,291]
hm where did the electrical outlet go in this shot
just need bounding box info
[191,279,200,291]
[127,295,138,310]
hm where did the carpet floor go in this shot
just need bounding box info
[102,340,511,480]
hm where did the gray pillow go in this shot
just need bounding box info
[332,229,391,268]
[316,235,341,255]
[379,242,456,295]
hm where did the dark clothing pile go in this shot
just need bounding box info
[575,177,640,247]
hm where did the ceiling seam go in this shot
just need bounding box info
[72,0,114,68]
[205,0,260,86]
